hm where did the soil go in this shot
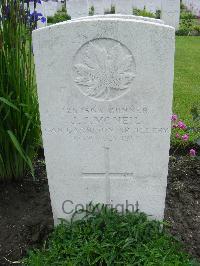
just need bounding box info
[0,154,200,265]
[165,155,200,261]
[0,159,54,266]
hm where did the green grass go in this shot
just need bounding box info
[173,36,200,144]
[23,205,194,266]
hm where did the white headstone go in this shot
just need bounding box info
[57,0,63,11]
[43,1,58,17]
[88,0,104,15]
[183,0,200,16]
[161,0,180,30]
[133,0,162,14]
[133,0,146,10]
[66,0,89,18]
[72,14,164,24]
[144,0,161,14]
[103,0,112,13]
[114,0,133,14]
[33,17,175,223]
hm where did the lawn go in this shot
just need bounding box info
[173,36,200,143]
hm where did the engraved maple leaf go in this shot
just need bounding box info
[74,42,135,100]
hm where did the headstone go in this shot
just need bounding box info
[133,0,146,10]
[161,0,180,30]
[43,1,58,17]
[57,0,63,11]
[66,0,89,18]
[88,0,104,15]
[72,14,164,24]
[33,17,175,223]
[114,0,133,14]
[144,0,161,14]
[103,0,112,13]
[185,0,200,16]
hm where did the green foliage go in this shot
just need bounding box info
[155,9,161,19]
[104,5,115,15]
[47,7,71,24]
[190,105,200,150]
[173,37,200,145]
[180,11,196,20]
[193,25,200,34]
[0,0,40,181]
[110,5,115,14]
[191,106,200,123]
[24,205,192,265]
[133,7,156,18]
[177,4,200,36]
[89,6,95,16]
[180,2,185,11]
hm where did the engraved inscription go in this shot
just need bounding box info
[73,38,136,101]
[45,104,170,143]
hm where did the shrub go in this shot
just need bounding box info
[89,5,94,16]
[110,5,115,14]
[0,0,41,181]
[24,205,192,265]
[155,9,161,19]
[104,5,115,15]
[133,7,156,18]
[47,7,71,24]
[177,4,199,36]
[176,24,191,36]
[190,25,200,36]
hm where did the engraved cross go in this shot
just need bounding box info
[82,147,134,204]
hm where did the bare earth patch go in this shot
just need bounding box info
[0,156,199,265]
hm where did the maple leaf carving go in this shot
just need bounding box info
[74,41,136,101]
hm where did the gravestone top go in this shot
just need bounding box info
[66,0,89,19]
[72,14,164,24]
[161,0,180,29]
[88,0,104,15]
[114,0,133,15]
[33,17,175,224]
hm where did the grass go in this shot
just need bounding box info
[172,36,200,145]
[23,205,194,266]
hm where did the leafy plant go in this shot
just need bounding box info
[177,4,200,36]
[191,106,200,122]
[47,7,71,24]
[24,205,193,265]
[110,5,115,14]
[133,7,156,18]
[89,5,94,16]
[180,11,196,20]
[155,9,161,19]
[0,0,41,181]
[104,5,115,15]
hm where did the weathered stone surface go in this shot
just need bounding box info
[114,0,133,14]
[161,0,180,30]
[33,17,175,223]
[66,0,89,18]
[72,14,164,24]
[88,0,104,15]
[43,1,58,17]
